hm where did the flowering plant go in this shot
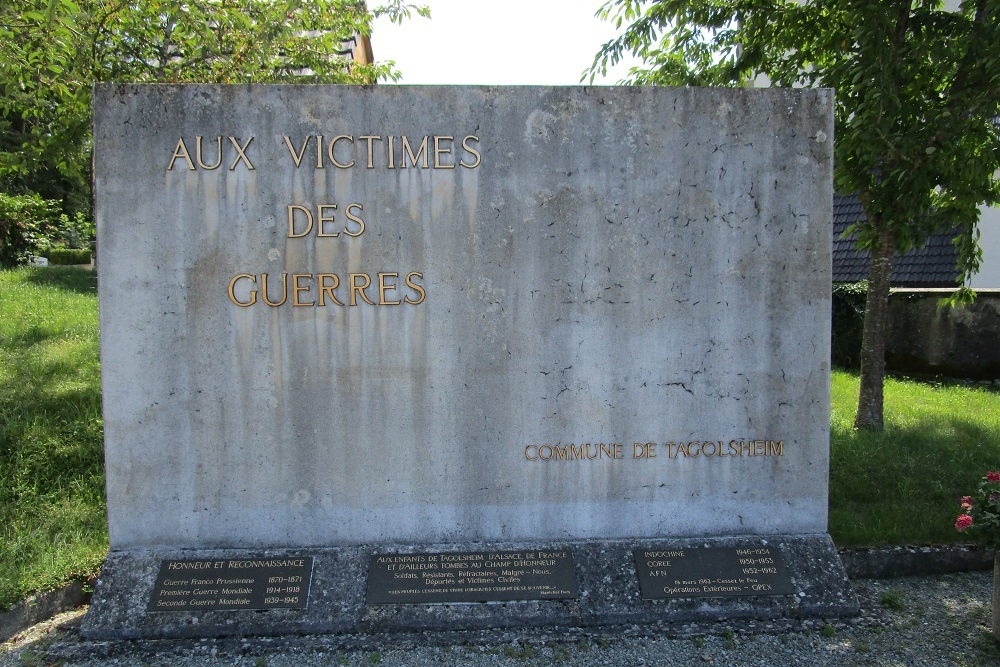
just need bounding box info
[956,471,1000,548]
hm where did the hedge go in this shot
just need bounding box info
[44,248,92,265]
[832,281,867,369]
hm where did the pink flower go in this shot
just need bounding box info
[956,514,974,532]
[987,472,1000,482]
[961,496,973,510]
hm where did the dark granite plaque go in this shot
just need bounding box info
[148,557,313,611]
[633,546,796,599]
[366,549,578,604]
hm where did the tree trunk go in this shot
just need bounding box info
[854,225,894,431]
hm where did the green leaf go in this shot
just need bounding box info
[45,0,58,28]
[591,0,1000,431]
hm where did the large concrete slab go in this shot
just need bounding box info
[94,85,833,550]
[81,535,855,640]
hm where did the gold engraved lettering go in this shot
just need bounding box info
[378,273,400,305]
[228,274,257,306]
[195,136,223,170]
[633,442,657,458]
[286,203,363,237]
[283,136,311,167]
[344,203,365,237]
[329,135,355,168]
[433,136,455,169]
[277,133,477,170]
[404,272,426,304]
[402,135,429,168]
[260,273,288,307]
[524,442,625,461]
[526,443,626,461]
[316,204,339,237]
[292,274,314,306]
[228,137,255,171]
[317,274,342,306]
[525,439,783,461]
[360,135,381,168]
[350,273,375,306]
[657,439,789,458]
[167,138,196,171]
[287,205,313,238]
[461,135,481,169]
[227,272,425,307]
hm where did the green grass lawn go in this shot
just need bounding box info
[829,371,1000,545]
[1,265,999,611]
[0,267,106,612]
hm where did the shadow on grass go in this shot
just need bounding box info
[2,324,58,350]
[835,366,1000,395]
[0,386,102,433]
[891,371,1000,395]
[23,266,97,295]
[0,345,103,498]
[830,415,1000,546]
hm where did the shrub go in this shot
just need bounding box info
[44,211,95,251]
[44,248,92,265]
[832,281,867,368]
[0,193,63,267]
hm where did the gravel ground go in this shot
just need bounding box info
[3,572,1000,667]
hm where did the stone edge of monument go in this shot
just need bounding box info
[81,535,856,640]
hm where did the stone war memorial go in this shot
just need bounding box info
[83,85,856,639]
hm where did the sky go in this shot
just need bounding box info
[370,0,642,85]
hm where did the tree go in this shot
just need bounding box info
[0,1,90,216]
[591,0,1000,430]
[0,0,428,220]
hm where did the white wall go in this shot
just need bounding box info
[971,205,1000,289]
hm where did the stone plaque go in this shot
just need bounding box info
[93,85,833,549]
[148,557,313,611]
[366,549,577,604]
[84,85,851,639]
[633,546,795,599]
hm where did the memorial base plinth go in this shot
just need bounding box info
[81,534,857,640]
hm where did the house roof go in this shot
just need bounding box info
[832,193,960,287]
